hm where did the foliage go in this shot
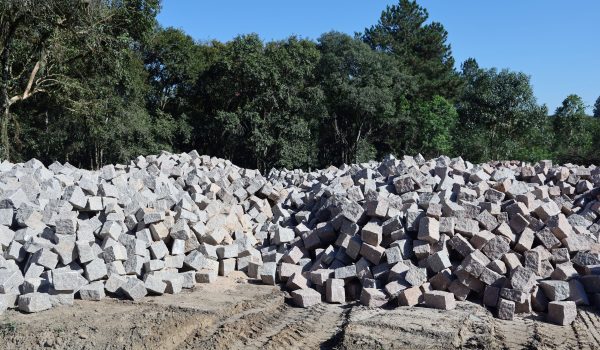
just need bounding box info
[316,32,397,165]
[1,0,596,169]
[552,94,594,164]
[456,58,548,162]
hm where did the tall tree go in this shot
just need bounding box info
[197,34,325,171]
[143,27,218,151]
[363,0,461,101]
[0,0,159,162]
[553,94,593,163]
[593,95,600,118]
[456,58,548,162]
[413,95,457,157]
[317,32,398,165]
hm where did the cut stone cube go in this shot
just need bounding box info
[539,280,570,301]
[424,290,456,310]
[291,288,321,307]
[163,275,184,294]
[497,298,515,320]
[52,271,83,291]
[121,278,147,301]
[219,258,236,276]
[144,275,167,295]
[547,301,577,325]
[427,251,451,273]
[31,249,58,270]
[18,293,52,313]
[481,236,510,261]
[483,286,500,307]
[360,288,387,307]
[196,269,217,283]
[326,278,345,303]
[260,262,277,285]
[398,286,423,306]
[84,259,108,281]
[286,272,309,290]
[272,226,295,245]
[359,243,385,264]
[79,281,105,300]
[361,222,382,246]
[418,217,440,244]
[149,240,168,259]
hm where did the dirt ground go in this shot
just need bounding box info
[1,272,599,350]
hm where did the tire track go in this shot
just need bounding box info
[576,309,600,348]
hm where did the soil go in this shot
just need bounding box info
[1,272,599,349]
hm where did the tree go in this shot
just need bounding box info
[553,94,593,163]
[594,95,600,118]
[363,0,461,101]
[456,58,548,162]
[316,32,398,165]
[414,96,457,157]
[197,34,325,171]
[143,27,217,151]
[0,0,159,162]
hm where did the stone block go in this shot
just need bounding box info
[497,298,515,320]
[79,281,105,300]
[144,275,167,295]
[424,290,456,310]
[360,288,387,307]
[418,217,440,244]
[121,278,147,301]
[84,259,108,281]
[397,286,423,306]
[547,301,577,325]
[361,222,382,246]
[540,280,570,301]
[18,293,52,313]
[291,288,321,307]
[196,269,217,283]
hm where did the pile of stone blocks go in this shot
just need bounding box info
[0,150,598,327]
[0,151,275,313]
[257,155,599,326]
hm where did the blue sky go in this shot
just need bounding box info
[157,1,599,114]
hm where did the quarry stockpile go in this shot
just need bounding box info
[0,151,599,326]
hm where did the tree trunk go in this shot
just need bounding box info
[0,103,9,160]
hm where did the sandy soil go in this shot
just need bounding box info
[1,272,599,349]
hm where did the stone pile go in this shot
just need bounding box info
[0,151,275,313]
[258,154,600,326]
[0,151,598,326]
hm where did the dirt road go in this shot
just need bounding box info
[1,273,599,349]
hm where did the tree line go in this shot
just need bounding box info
[1,0,598,171]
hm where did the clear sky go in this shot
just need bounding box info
[157,1,599,114]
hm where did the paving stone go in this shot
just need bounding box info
[18,293,52,313]
[79,281,105,300]
[121,278,147,301]
[539,280,570,301]
[547,301,577,325]
[360,288,387,307]
[424,290,456,310]
[291,288,321,307]
[497,298,516,320]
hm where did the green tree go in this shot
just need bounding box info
[456,58,548,162]
[143,27,219,151]
[363,0,461,101]
[197,34,325,171]
[316,32,398,165]
[593,95,600,118]
[553,94,593,163]
[414,95,457,157]
[1,0,160,165]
